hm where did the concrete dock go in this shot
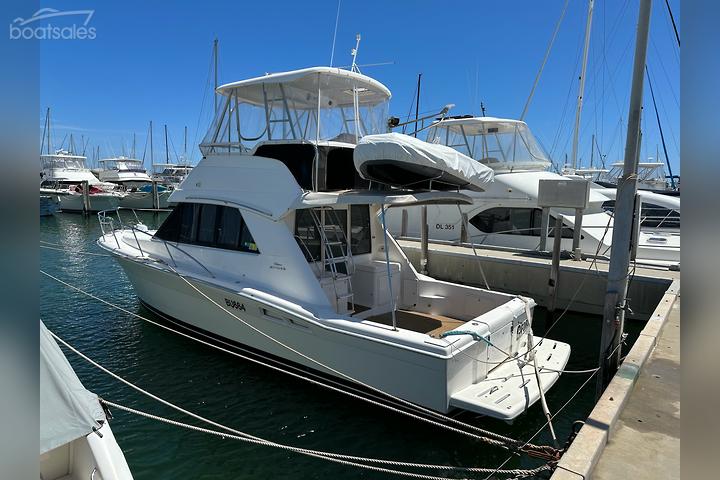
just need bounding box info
[551,281,680,479]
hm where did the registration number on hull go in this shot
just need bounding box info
[224,298,246,311]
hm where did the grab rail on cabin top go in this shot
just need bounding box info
[97,207,216,279]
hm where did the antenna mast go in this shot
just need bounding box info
[570,0,595,173]
[164,124,170,163]
[350,34,361,73]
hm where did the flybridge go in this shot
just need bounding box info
[426,116,552,173]
[200,67,391,156]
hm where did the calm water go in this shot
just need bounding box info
[40,212,642,479]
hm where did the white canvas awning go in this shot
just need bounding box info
[40,322,105,455]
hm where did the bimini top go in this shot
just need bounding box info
[426,116,552,172]
[216,66,391,108]
[201,67,392,154]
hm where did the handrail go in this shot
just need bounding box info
[97,207,216,278]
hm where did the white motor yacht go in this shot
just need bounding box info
[40,322,133,480]
[97,157,152,189]
[40,150,124,213]
[98,67,570,420]
[151,163,193,188]
[385,116,680,266]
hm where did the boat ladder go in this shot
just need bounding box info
[310,208,355,314]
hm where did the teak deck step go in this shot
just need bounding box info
[365,309,464,337]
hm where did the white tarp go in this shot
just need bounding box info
[40,322,105,455]
[354,133,494,190]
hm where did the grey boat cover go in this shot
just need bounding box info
[353,133,494,191]
[40,322,105,454]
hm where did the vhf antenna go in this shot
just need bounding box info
[350,34,361,73]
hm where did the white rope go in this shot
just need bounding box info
[40,269,540,453]
[50,330,546,478]
[101,399,552,480]
[456,204,490,290]
[484,368,600,480]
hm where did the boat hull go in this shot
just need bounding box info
[119,190,172,209]
[114,255,457,413]
[58,192,122,213]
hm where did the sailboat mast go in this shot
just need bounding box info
[184,125,188,163]
[164,124,169,163]
[571,0,595,172]
[47,107,52,154]
[213,38,219,115]
[149,121,154,169]
[414,73,422,138]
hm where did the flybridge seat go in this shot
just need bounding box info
[353,132,494,191]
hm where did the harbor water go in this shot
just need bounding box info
[40,211,642,479]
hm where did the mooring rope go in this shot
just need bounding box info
[101,400,553,480]
[49,330,551,479]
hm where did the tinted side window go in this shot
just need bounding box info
[294,209,321,262]
[350,205,371,255]
[154,202,259,254]
[217,207,242,249]
[196,204,219,245]
[469,207,575,238]
[154,203,183,242]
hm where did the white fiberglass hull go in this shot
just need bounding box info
[110,252,568,418]
[119,190,172,209]
[57,192,123,213]
[40,421,133,480]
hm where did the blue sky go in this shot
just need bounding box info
[39,0,680,175]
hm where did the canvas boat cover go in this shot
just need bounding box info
[354,133,494,191]
[40,322,105,455]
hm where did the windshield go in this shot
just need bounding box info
[426,120,551,172]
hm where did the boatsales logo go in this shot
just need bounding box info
[9,8,96,40]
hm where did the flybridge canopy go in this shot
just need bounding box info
[426,116,552,173]
[201,67,391,155]
[216,67,391,108]
[99,157,143,164]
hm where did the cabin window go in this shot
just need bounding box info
[154,202,259,253]
[294,209,321,262]
[350,205,371,255]
[469,207,574,238]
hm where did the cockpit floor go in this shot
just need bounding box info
[364,309,464,337]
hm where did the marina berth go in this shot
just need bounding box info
[97,67,570,420]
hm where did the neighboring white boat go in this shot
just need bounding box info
[98,67,570,420]
[151,164,193,188]
[40,150,125,213]
[40,150,105,187]
[97,157,153,189]
[40,322,133,480]
[386,116,680,266]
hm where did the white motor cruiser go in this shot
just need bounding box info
[97,157,152,189]
[98,67,570,420]
[40,150,124,213]
[40,322,133,480]
[385,116,680,266]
